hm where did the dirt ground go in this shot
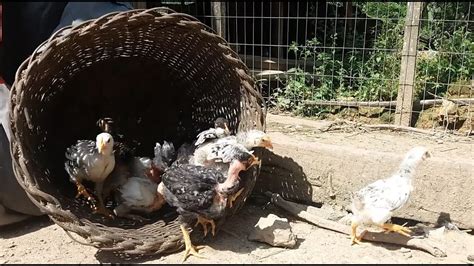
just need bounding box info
[0,203,473,264]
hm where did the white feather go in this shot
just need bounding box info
[119,176,158,209]
[351,146,430,226]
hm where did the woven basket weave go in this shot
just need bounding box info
[8,7,266,255]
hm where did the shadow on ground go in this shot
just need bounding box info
[0,215,52,239]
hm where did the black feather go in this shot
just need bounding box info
[64,140,97,180]
[161,141,176,166]
[161,164,226,212]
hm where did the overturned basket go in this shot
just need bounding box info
[9,7,266,255]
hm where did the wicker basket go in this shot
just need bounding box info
[8,7,266,256]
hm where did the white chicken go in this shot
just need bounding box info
[350,146,431,245]
[112,142,174,220]
[113,175,165,221]
[64,132,115,217]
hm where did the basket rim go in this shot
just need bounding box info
[8,7,267,255]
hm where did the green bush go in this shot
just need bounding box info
[272,2,473,116]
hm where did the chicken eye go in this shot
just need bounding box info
[106,139,111,143]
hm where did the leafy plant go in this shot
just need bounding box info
[271,2,472,116]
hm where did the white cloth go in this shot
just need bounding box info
[0,84,10,141]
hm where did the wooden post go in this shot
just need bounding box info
[394,2,423,127]
[211,2,226,38]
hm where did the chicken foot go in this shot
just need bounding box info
[381,223,412,237]
[74,181,94,201]
[93,182,114,218]
[228,187,244,208]
[350,221,367,245]
[194,215,216,237]
[180,224,206,263]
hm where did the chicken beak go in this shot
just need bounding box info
[97,140,104,154]
[261,136,274,150]
[98,140,107,154]
[224,123,230,134]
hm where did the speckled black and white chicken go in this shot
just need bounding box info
[193,129,272,164]
[193,129,273,163]
[96,117,138,212]
[157,149,260,262]
[64,132,115,216]
[192,129,272,206]
[112,141,175,220]
[193,117,230,146]
[350,146,431,245]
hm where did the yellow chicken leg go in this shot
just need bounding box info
[180,224,206,263]
[194,215,216,237]
[92,182,114,218]
[381,223,412,237]
[75,181,94,201]
[350,221,367,245]
[228,187,245,208]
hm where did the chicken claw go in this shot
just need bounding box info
[350,222,367,245]
[381,223,412,237]
[180,224,206,263]
[194,216,216,237]
[228,187,245,208]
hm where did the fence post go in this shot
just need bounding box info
[211,2,226,38]
[394,2,423,127]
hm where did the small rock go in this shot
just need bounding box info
[400,247,411,253]
[467,254,474,262]
[436,139,444,144]
[441,221,459,231]
[248,214,297,248]
[404,253,413,259]
[428,226,446,239]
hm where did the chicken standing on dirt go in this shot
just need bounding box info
[350,146,431,245]
[64,132,115,217]
[158,150,260,262]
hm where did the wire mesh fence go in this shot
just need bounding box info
[147,1,473,134]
